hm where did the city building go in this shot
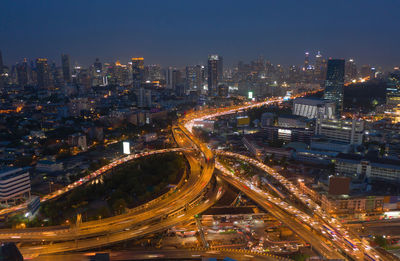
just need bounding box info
[292,97,336,119]
[328,176,351,195]
[315,117,364,145]
[131,57,144,89]
[0,167,31,205]
[277,115,309,129]
[36,160,63,173]
[386,71,400,106]
[36,58,51,89]
[335,153,400,183]
[217,84,229,97]
[16,59,29,87]
[260,112,275,128]
[61,54,71,84]
[324,59,345,114]
[207,54,223,96]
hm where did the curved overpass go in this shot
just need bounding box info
[0,123,217,258]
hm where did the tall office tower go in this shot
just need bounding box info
[324,59,345,115]
[16,59,29,87]
[137,88,151,108]
[131,57,144,89]
[145,64,163,82]
[94,58,102,72]
[61,54,71,84]
[345,59,357,81]
[314,51,323,82]
[304,52,310,69]
[386,71,400,106]
[186,65,203,91]
[207,54,223,96]
[172,69,185,96]
[91,58,103,86]
[165,67,174,89]
[36,58,51,89]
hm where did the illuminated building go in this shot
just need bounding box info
[36,58,51,89]
[304,51,310,69]
[293,97,336,119]
[335,153,400,183]
[386,72,400,106]
[0,167,31,205]
[131,57,144,89]
[314,51,324,82]
[207,54,222,96]
[61,54,71,83]
[324,59,345,114]
[345,58,357,81]
[315,117,364,145]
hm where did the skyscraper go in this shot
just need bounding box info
[61,54,71,84]
[36,58,51,89]
[16,59,29,87]
[324,59,345,115]
[345,59,357,81]
[207,54,223,96]
[314,51,323,82]
[304,52,310,69]
[131,57,144,89]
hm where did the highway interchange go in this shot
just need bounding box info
[0,92,392,260]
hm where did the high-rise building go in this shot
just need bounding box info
[131,57,144,89]
[304,52,310,69]
[61,54,71,84]
[324,59,345,114]
[166,67,174,89]
[345,59,357,81]
[36,58,51,89]
[186,65,203,92]
[207,54,223,96]
[314,51,324,82]
[217,84,229,97]
[16,59,29,87]
[386,71,400,106]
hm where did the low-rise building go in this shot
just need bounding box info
[315,117,365,145]
[0,167,31,205]
[335,153,400,183]
[36,160,63,173]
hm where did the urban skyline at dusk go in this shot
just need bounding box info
[0,1,400,260]
[1,0,400,68]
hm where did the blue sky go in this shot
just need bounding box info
[1,0,399,69]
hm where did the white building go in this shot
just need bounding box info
[315,117,365,145]
[0,167,31,205]
[293,97,336,119]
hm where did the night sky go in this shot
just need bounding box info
[1,0,399,69]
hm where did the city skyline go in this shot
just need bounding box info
[1,0,400,69]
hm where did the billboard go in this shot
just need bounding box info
[248,91,253,99]
[123,141,130,155]
[237,116,250,127]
